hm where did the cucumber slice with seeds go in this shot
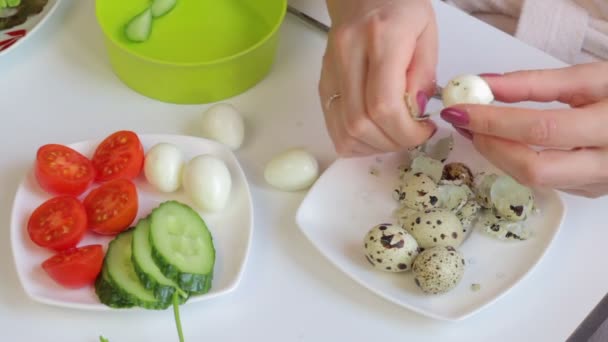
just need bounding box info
[150,201,215,294]
[151,0,177,18]
[105,230,170,309]
[132,218,188,302]
[125,7,153,43]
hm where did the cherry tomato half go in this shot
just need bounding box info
[27,196,87,251]
[84,179,138,235]
[42,245,104,289]
[35,144,95,196]
[92,130,144,182]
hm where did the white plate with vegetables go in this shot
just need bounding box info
[0,0,60,56]
[10,131,253,311]
[297,129,565,320]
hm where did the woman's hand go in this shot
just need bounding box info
[319,0,438,157]
[440,62,608,198]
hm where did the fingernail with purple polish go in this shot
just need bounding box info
[440,108,469,126]
[416,91,428,116]
[453,126,473,141]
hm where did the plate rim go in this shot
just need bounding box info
[295,156,567,321]
[0,0,61,57]
[9,133,254,311]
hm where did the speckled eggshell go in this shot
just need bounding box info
[412,246,465,295]
[402,209,465,249]
[397,172,440,211]
[363,223,420,273]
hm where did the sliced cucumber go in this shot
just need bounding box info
[150,201,215,294]
[95,266,135,309]
[125,7,153,43]
[151,0,177,18]
[132,218,188,302]
[106,229,170,310]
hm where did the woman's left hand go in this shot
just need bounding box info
[440,62,608,198]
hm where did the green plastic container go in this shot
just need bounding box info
[95,0,286,104]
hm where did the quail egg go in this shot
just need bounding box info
[200,103,245,150]
[264,148,319,191]
[441,74,495,107]
[396,172,440,211]
[402,209,465,249]
[364,223,420,272]
[413,246,465,295]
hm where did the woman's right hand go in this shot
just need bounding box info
[319,0,439,157]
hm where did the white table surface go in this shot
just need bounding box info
[1,0,606,341]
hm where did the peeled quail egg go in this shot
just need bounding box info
[413,246,465,295]
[442,74,494,107]
[364,223,420,272]
[264,148,319,191]
[144,143,184,193]
[200,103,245,150]
[402,208,465,249]
[182,155,232,212]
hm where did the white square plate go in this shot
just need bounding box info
[295,128,566,321]
[10,134,253,310]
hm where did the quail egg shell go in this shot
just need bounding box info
[490,175,534,221]
[442,162,474,188]
[364,223,420,272]
[200,103,245,150]
[456,200,481,233]
[413,246,465,295]
[393,205,419,229]
[476,209,531,241]
[410,155,443,183]
[437,184,473,212]
[398,172,440,211]
[264,148,319,191]
[426,135,454,163]
[474,173,499,209]
[402,208,465,249]
[441,74,495,107]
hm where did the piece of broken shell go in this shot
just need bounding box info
[426,135,454,163]
[490,175,534,221]
[438,184,473,212]
[442,162,474,188]
[476,209,531,241]
[456,200,481,233]
[410,155,443,184]
[474,173,499,209]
